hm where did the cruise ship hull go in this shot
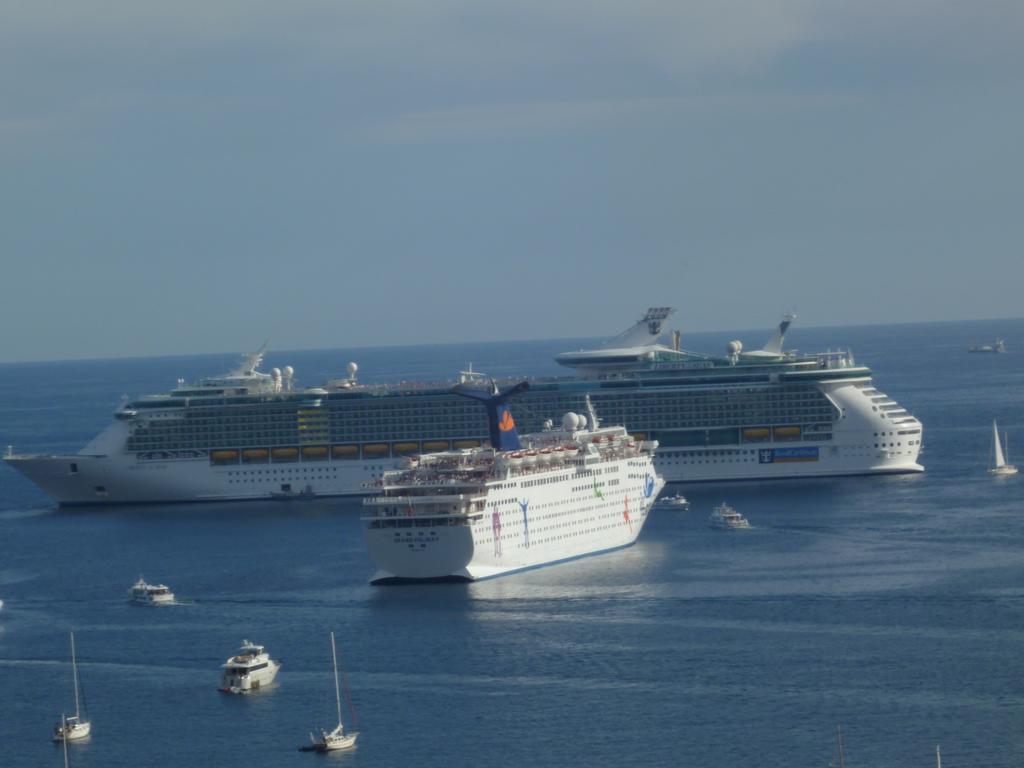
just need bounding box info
[364,470,664,583]
[4,444,919,507]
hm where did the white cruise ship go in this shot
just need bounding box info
[3,310,923,506]
[362,382,665,582]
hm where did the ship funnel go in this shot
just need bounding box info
[761,313,795,355]
[453,380,529,452]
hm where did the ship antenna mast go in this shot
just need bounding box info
[584,394,600,431]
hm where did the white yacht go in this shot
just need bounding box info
[304,632,358,752]
[656,493,690,509]
[709,502,750,530]
[219,640,281,694]
[128,577,175,605]
[362,382,665,583]
[3,309,923,507]
[53,632,90,742]
[989,420,1018,476]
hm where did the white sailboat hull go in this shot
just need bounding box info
[53,718,90,742]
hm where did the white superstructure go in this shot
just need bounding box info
[363,384,665,583]
[219,640,280,694]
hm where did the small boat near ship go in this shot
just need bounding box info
[301,632,358,753]
[270,484,315,501]
[709,502,750,530]
[219,640,281,694]
[989,420,1018,476]
[657,493,690,510]
[53,632,90,742]
[129,577,175,605]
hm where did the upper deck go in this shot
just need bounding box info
[364,424,656,502]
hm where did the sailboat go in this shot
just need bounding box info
[303,632,358,752]
[52,632,91,742]
[989,420,1018,476]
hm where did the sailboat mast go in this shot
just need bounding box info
[836,725,845,768]
[331,631,343,728]
[70,632,81,720]
[936,744,942,768]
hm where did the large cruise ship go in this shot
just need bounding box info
[3,309,923,506]
[362,382,665,582]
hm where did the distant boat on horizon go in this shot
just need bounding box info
[990,420,1018,476]
[969,338,1006,353]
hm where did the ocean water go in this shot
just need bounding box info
[1,319,1023,767]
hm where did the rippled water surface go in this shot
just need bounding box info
[1,319,1023,767]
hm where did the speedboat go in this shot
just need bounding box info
[709,502,750,530]
[129,577,175,605]
[657,493,690,510]
[219,640,281,694]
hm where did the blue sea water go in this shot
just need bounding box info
[1,319,1023,767]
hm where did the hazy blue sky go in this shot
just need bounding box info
[1,2,1022,362]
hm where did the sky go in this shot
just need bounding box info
[1,1,1022,362]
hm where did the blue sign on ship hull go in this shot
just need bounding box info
[758,447,819,464]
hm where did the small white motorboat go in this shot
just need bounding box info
[53,632,91,742]
[656,493,690,510]
[129,577,175,605]
[302,631,358,753]
[219,640,281,694]
[709,502,750,530]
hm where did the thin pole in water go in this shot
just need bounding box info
[331,632,343,729]
[62,714,69,768]
[70,632,81,720]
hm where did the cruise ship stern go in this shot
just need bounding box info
[364,522,477,584]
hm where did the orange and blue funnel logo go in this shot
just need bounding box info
[452,380,528,451]
[498,409,516,432]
